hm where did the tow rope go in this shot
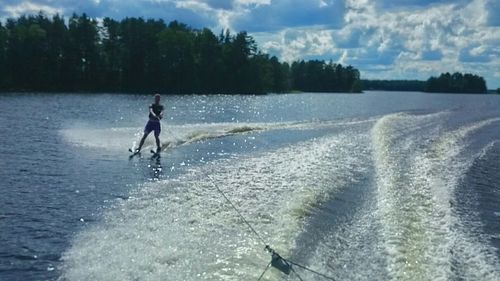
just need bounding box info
[207,174,336,280]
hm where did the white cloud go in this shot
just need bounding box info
[254,27,341,62]
[252,0,499,87]
[234,0,271,7]
[229,0,345,32]
[3,1,63,18]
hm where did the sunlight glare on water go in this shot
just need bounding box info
[1,92,500,281]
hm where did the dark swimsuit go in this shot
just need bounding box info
[144,103,163,136]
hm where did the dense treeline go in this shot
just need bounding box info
[291,60,361,92]
[425,72,487,93]
[361,74,489,93]
[361,79,425,91]
[0,13,362,94]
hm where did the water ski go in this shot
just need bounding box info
[128,148,141,158]
[150,149,160,158]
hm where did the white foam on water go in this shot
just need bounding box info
[60,122,294,151]
[477,140,498,160]
[59,129,368,281]
[303,189,387,281]
[59,123,268,151]
[60,127,143,150]
[300,112,446,281]
[372,113,500,281]
[59,114,500,280]
[59,118,377,152]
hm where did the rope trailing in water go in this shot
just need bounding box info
[206,174,336,281]
[256,261,272,281]
[290,266,305,281]
[287,259,336,281]
[207,175,268,245]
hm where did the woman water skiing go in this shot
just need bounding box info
[134,93,164,154]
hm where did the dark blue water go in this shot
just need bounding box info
[0,92,499,281]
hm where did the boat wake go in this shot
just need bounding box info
[58,113,500,280]
[59,127,369,280]
[371,113,500,281]
[59,118,375,152]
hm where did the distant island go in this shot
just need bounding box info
[425,72,487,93]
[362,72,488,94]
[0,13,361,94]
[361,79,426,92]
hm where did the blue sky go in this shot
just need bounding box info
[1,0,499,88]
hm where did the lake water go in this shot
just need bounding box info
[0,92,499,281]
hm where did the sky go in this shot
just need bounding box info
[1,0,499,88]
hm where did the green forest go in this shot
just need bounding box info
[425,72,487,93]
[361,79,426,91]
[361,75,489,93]
[0,13,362,94]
